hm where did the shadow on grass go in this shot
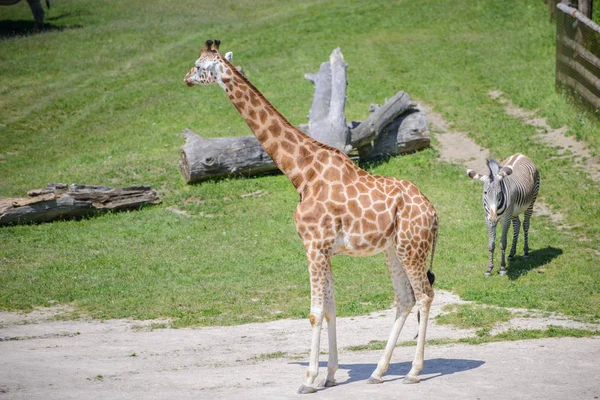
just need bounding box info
[0,18,82,39]
[291,357,484,387]
[507,246,563,280]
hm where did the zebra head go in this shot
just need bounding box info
[467,159,513,225]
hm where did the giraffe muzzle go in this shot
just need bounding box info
[184,67,198,87]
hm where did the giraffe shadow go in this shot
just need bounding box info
[291,357,484,387]
[506,246,563,280]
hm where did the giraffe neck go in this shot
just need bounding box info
[216,59,318,191]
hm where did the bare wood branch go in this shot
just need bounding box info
[349,91,415,148]
[305,48,350,152]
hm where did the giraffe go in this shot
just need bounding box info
[184,40,438,394]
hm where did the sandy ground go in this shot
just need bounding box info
[1,290,599,399]
[2,95,599,399]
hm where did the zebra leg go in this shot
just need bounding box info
[499,218,511,276]
[522,204,534,259]
[485,222,497,277]
[508,216,521,260]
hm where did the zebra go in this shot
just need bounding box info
[467,153,540,277]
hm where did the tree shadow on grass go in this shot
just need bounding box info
[291,357,484,388]
[507,246,563,280]
[0,18,82,39]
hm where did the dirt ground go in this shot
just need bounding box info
[2,95,599,399]
[1,290,599,399]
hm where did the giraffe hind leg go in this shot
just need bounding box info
[402,262,434,383]
[368,247,416,384]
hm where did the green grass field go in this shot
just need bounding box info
[1,0,599,328]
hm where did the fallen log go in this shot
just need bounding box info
[357,108,430,160]
[180,106,430,183]
[180,129,277,182]
[0,183,161,226]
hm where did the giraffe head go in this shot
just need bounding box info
[467,159,513,224]
[184,39,232,87]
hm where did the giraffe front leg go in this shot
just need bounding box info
[321,267,338,388]
[298,249,332,394]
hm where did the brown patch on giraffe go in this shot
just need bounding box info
[364,209,377,222]
[323,167,341,182]
[259,109,268,125]
[326,201,347,216]
[377,213,392,231]
[348,199,362,218]
[279,155,295,173]
[287,134,299,145]
[269,121,282,138]
[297,153,313,169]
[316,151,330,165]
[361,219,378,233]
[330,184,346,203]
[372,201,387,213]
[235,90,243,99]
[247,119,260,132]
[358,194,371,209]
[249,92,260,107]
[315,183,329,202]
[342,165,358,182]
[346,184,358,199]
[309,314,317,327]
[305,167,318,182]
[281,139,296,155]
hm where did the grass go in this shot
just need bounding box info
[1,0,599,329]
[435,304,512,336]
[345,326,599,351]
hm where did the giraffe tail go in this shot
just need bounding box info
[415,220,437,338]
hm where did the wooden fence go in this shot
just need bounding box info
[556,3,600,116]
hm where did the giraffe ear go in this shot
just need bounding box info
[201,40,213,53]
[224,52,233,62]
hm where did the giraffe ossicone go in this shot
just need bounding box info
[185,39,439,393]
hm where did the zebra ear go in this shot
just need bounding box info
[496,166,513,181]
[467,169,488,183]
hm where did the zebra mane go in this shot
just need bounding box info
[486,158,501,181]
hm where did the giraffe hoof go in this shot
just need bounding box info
[403,375,421,384]
[499,270,507,276]
[367,376,383,384]
[319,379,336,387]
[297,384,317,394]
[484,272,492,278]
